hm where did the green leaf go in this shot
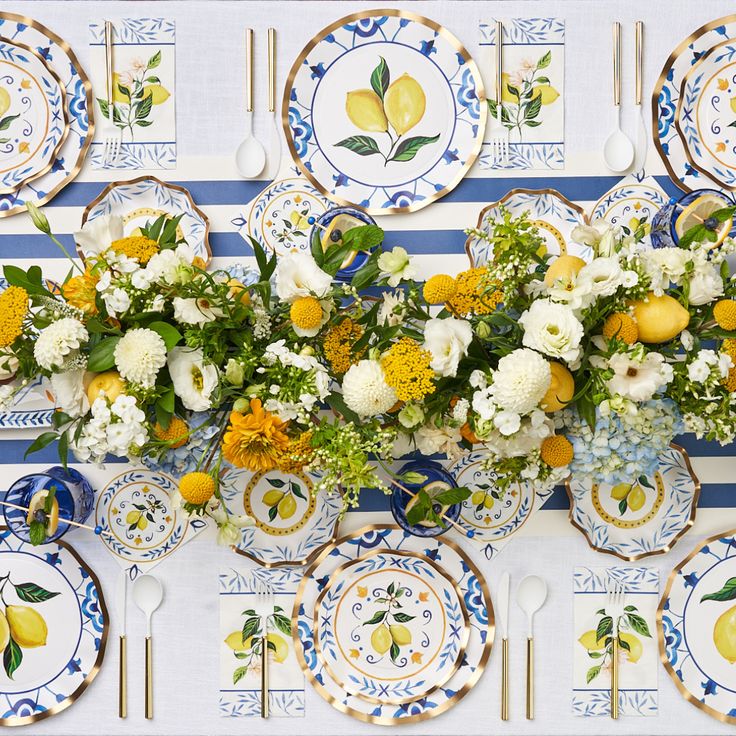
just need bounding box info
[586,664,601,684]
[618,635,631,652]
[241,616,260,642]
[536,76,550,85]
[596,615,613,643]
[507,84,521,99]
[370,56,390,100]
[87,337,121,372]
[267,478,286,488]
[148,50,162,69]
[487,99,511,124]
[434,486,472,506]
[273,613,291,636]
[3,264,52,296]
[24,431,58,459]
[389,641,400,662]
[701,577,736,603]
[28,520,47,546]
[0,114,19,131]
[638,475,654,490]
[117,83,131,100]
[537,50,552,69]
[389,134,440,163]
[148,321,182,350]
[51,411,73,430]
[326,392,360,425]
[13,582,60,603]
[3,638,22,679]
[392,612,415,623]
[57,430,68,467]
[524,95,542,121]
[232,666,248,685]
[268,505,278,522]
[626,612,652,638]
[145,76,161,84]
[44,486,57,514]
[618,497,628,516]
[291,483,307,501]
[363,610,387,626]
[334,135,381,157]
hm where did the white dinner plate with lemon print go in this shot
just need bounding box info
[0,527,107,726]
[220,467,342,567]
[294,525,493,725]
[466,188,591,267]
[283,9,485,215]
[314,549,469,705]
[0,38,68,195]
[660,527,736,724]
[566,444,699,561]
[590,176,668,234]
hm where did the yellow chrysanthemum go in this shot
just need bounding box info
[602,312,638,345]
[290,296,323,330]
[722,338,736,364]
[714,299,736,331]
[724,367,736,392]
[447,267,503,316]
[153,416,189,449]
[382,338,436,402]
[222,398,289,472]
[423,274,456,304]
[323,318,364,375]
[62,267,99,316]
[277,431,314,473]
[111,235,159,264]
[0,286,29,348]
[179,471,215,505]
[540,435,574,468]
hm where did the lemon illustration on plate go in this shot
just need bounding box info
[384,73,425,135]
[126,509,148,531]
[389,624,412,646]
[346,89,388,132]
[261,488,298,520]
[0,87,10,117]
[370,624,392,654]
[701,578,736,664]
[6,605,48,648]
[610,482,646,512]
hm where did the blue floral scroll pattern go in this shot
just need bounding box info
[591,177,668,227]
[89,143,176,170]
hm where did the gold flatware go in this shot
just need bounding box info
[117,570,127,718]
[267,27,281,178]
[498,571,510,720]
[606,578,626,719]
[132,575,163,720]
[603,22,634,172]
[235,28,266,178]
[633,20,647,171]
[488,20,509,165]
[256,581,274,718]
[101,20,121,165]
[517,575,547,720]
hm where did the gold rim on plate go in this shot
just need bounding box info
[565,443,700,562]
[0,525,109,727]
[281,8,486,216]
[0,12,94,219]
[658,526,736,725]
[312,547,471,706]
[292,524,494,725]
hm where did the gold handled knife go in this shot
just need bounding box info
[498,571,510,720]
[117,570,127,718]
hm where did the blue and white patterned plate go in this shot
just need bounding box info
[660,528,736,724]
[0,39,67,194]
[283,9,485,215]
[449,451,552,559]
[590,175,668,232]
[81,176,211,265]
[0,13,93,217]
[294,525,493,725]
[220,467,341,567]
[566,444,699,561]
[0,527,107,726]
[466,188,592,266]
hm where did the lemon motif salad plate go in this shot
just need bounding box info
[0,527,107,726]
[566,444,699,561]
[660,528,736,724]
[283,9,485,214]
[590,175,668,233]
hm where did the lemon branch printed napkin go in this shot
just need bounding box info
[89,18,176,169]
[479,18,564,169]
[573,566,658,716]
[219,567,305,717]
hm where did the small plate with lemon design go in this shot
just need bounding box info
[566,444,699,562]
[590,175,668,234]
[660,527,736,725]
[0,526,107,726]
[220,467,342,567]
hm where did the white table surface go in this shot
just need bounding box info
[3,1,736,734]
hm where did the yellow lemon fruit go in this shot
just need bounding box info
[627,485,646,512]
[345,89,388,132]
[630,293,690,343]
[675,193,733,248]
[137,515,148,531]
[25,489,49,526]
[533,84,560,105]
[111,73,131,103]
[483,496,494,509]
[731,97,736,114]
[714,604,736,664]
[86,371,126,405]
[6,606,47,648]
[619,632,643,663]
[277,495,297,520]
[126,510,141,525]
[578,629,606,651]
[471,491,485,506]
[0,611,9,651]
[389,624,412,646]
[267,633,289,663]
[0,87,10,117]
[384,73,426,135]
[543,255,587,287]
[611,483,632,501]
[142,84,170,105]
[46,496,59,536]
[224,631,251,651]
[262,490,285,507]
[371,625,392,654]
[540,361,575,412]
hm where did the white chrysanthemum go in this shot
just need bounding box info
[34,318,89,370]
[342,360,397,417]
[490,348,551,414]
[114,328,167,388]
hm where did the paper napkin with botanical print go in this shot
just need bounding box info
[219,567,305,717]
[479,18,564,169]
[89,18,176,169]
[573,566,658,716]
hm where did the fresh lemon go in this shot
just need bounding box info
[262,490,284,507]
[320,213,364,269]
[578,629,606,651]
[277,495,297,519]
[6,606,47,648]
[619,632,643,663]
[675,194,733,247]
[371,625,392,654]
[141,83,170,105]
[389,624,412,646]
[630,293,690,343]
[0,87,10,117]
[543,255,586,287]
[714,604,736,664]
[345,89,388,132]
[611,483,632,501]
[25,490,49,526]
[627,485,646,512]
[540,361,575,412]
[86,371,126,405]
[0,611,8,651]
[384,73,426,135]
[46,496,59,536]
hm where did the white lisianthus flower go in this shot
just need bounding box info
[423,317,472,377]
[607,351,673,401]
[172,296,224,326]
[377,247,416,287]
[378,290,406,326]
[490,348,551,414]
[643,247,689,293]
[73,214,124,256]
[114,328,167,388]
[168,347,219,411]
[144,245,195,285]
[518,300,584,363]
[688,265,724,305]
[571,220,618,257]
[34,318,89,370]
[275,252,332,302]
[342,360,397,417]
[414,423,464,461]
[50,368,89,417]
[577,257,628,298]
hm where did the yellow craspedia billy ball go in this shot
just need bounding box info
[724,367,736,392]
[423,274,457,304]
[602,312,639,345]
[153,416,189,449]
[290,296,324,330]
[714,299,736,331]
[540,434,574,468]
[179,472,215,505]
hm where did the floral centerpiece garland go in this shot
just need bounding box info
[2,199,736,543]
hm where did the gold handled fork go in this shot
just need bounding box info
[606,578,626,719]
[100,21,121,166]
[488,20,509,166]
[256,581,274,718]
